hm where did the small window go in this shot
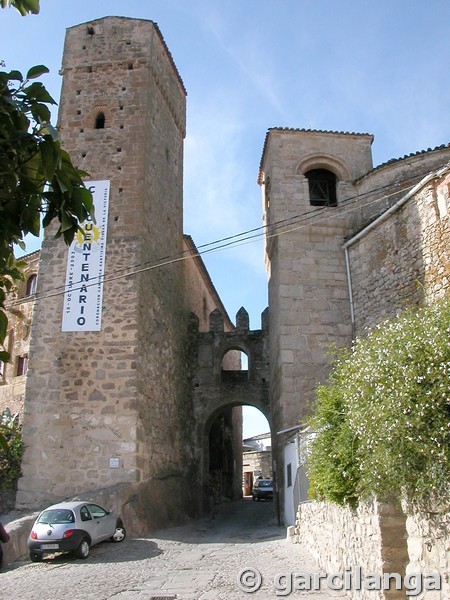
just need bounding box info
[17,354,28,376]
[87,504,108,519]
[38,509,75,524]
[95,112,105,129]
[305,168,337,207]
[287,463,292,488]
[26,274,37,296]
[80,506,92,522]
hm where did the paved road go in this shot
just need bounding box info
[1,497,344,599]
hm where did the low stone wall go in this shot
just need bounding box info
[293,499,448,600]
[1,510,39,566]
[404,504,450,600]
[294,500,384,600]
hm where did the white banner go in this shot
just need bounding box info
[61,180,110,332]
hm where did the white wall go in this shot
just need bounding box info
[283,436,299,525]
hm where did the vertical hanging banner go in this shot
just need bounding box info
[62,180,110,332]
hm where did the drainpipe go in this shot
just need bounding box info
[344,246,356,338]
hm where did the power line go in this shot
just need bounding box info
[7,177,418,307]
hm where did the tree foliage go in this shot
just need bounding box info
[1,0,39,16]
[0,408,23,492]
[307,299,450,509]
[0,65,94,362]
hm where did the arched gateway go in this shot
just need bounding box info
[188,307,270,509]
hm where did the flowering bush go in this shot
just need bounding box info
[307,298,450,508]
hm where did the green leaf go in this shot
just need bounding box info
[7,70,23,82]
[40,122,59,141]
[23,0,40,14]
[1,0,40,15]
[26,64,49,80]
[0,309,7,345]
[23,81,56,105]
[0,433,8,454]
[0,350,10,363]
[39,136,58,180]
[31,102,51,125]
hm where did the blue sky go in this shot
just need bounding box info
[2,1,449,436]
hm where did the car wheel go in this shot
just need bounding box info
[30,551,43,563]
[110,524,126,543]
[75,538,90,559]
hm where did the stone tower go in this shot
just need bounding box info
[16,17,196,527]
[259,128,374,498]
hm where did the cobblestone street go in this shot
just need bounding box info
[1,498,344,600]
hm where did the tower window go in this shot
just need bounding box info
[17,354,28,376]
[305,168,337,207]
[95,112,105,129]
[26,274,37,296]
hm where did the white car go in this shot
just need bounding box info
[27,501,126,562]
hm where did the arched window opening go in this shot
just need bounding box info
[95,112,105,129]
[221,349,248,382]
[305,168,337,207]
[17,354,28,376]
[25,274,37,296]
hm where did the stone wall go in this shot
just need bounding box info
[14,18,200,530]
[294,500,448,600]
[260,129,374,521]
[183,236,235,333]
[0,252,39,417]
[291,166,450,600]
[242,450,272,480]
[404,504,450,600]
[348,169,450,331]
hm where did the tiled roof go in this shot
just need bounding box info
[370,143,450,174]
[15,249,41,261]
[257,127,450,184]
[258,127,374,182]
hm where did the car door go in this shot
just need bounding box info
[86,504,114,543]
[79,504,96,540]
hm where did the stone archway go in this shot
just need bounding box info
[188,306,270,510]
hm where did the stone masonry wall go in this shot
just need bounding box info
[260,130,373,519]
[404,504,450,600]
[0,252,39,417]
[292,167,450,600]
[349,169,450,331]
[294,500,448,600]
[15,18,195,529]
[294,500,417,600]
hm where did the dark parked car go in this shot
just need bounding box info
[27,501,126,562]
[252,478,273,501]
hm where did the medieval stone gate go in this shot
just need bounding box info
[189,307,270,507]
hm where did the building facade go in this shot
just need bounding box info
[1,17,449,537]
[259,128,450,517]
[0,17,247,528]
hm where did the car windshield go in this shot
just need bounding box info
[258,480,272,487]
[37,509,75,524]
